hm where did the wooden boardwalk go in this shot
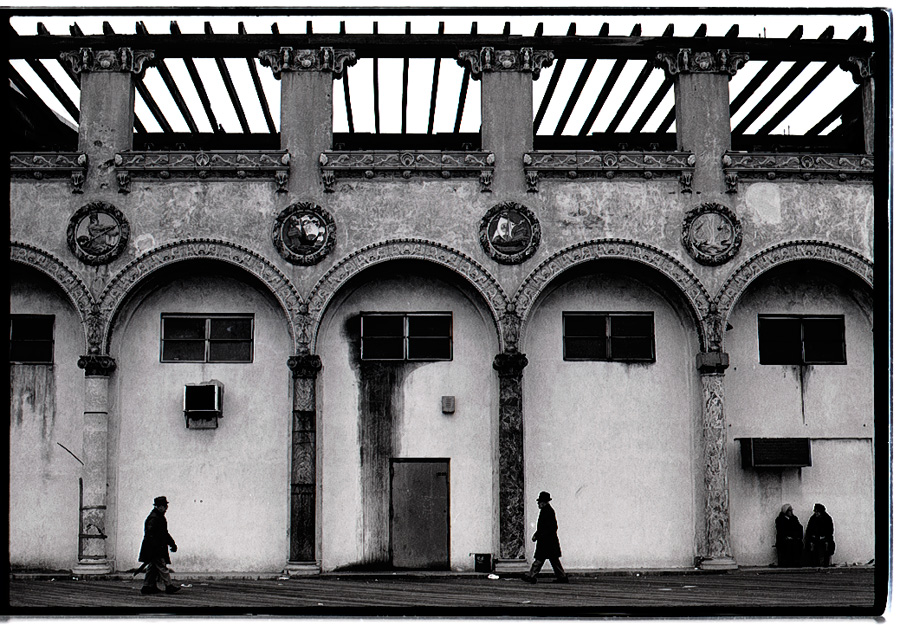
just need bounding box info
[7,567,882,616]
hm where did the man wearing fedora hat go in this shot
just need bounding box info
[139,496,180,595]
[524,491,569,584]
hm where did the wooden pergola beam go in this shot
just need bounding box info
[171,21,221,133]
[204,21,250,134]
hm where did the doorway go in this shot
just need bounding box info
[390,459,450,569]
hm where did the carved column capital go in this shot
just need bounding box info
[655,48,748,77]
[493,351,529,376]
[259,47,357,79]
[457,47,554,80]
[60,48,156,78]
[77,354,117,377]
[697,351,730,375]
[288,354,323,379]
[840,55,874,84]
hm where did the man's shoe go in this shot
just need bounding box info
[141,586,161,595]
[165,585,181,594]
[523,575,537,584]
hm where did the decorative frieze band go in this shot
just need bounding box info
[60,48,156,78]
[722,152,874,192]
[457,47,554,80]
[654,48,748,76]
[259,47,357,79]
[319,151,495,192]
[114,150,291,193]
[10,152,88,193]
[523,151,695,193]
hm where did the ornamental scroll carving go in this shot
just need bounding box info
[722,152,874,191]
[699,373,734,562]
[654,48,748,76]
[523,151,694,193]
[259,47,357,79]
[457,47,554,80]
[305,239,508,352]
[60,48,156,78]
[319,151,494,192]
[10,152,88,193]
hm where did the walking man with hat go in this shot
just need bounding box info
[139,496,180,595]
[524,491,569,584]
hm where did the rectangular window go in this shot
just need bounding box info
[360,313,452,361]
[563,312,655,362]
[9,314,55,364]
[758,314,846,365]
[161,314,254,363]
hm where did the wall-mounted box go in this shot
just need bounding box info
[441,395,456,414]
[184,379,224,429]
[737,437,811,469]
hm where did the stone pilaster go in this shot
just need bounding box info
[259,47,357,197]
[696,351,737,570]
[286,353,322,572]
[492,351,528,569]
[72,354,116,575]
[840,55,875,155]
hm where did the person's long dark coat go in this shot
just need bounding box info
[775,511,803,566]
[533,503,562,560]
[805,511,835,554]
[139,507,176,564]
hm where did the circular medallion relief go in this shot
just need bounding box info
[273,202,335,265]
[682,202,742,266]
[479,202,541,264]
[67,201,130,265]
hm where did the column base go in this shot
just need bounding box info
[698,556,738,571]
[72,560,113,576]
[493,558,529,574]
[283,561,321,576]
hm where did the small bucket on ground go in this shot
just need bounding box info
[474,553,493,573]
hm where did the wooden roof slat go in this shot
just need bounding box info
[23,57,80,122]
[452,21,477,134]
[401,21,411,134]
[372,22,381,134]
[340,21,354,133]
[534,23,543,37]
[137,21,199,134]
[204,21,251,134]
[732,25,835,135]
[574,22,633,137]
[730,25,803,116]
[804,86,859,136]
[533,22,575,133]
[631,74,672,132]
[555,22,614,136]
[239,21,276,134]
[171,21,222,133]
[427,21,445,135]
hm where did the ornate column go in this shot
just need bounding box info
[458,47,553,195]
[259,47,357,196]
[840,55,875,155]
[60,47,154,193]
[72,354,116,575]
[492,350,528,571]
[285,353,322,574]
[655,48,748,200]
[696,351,737,570]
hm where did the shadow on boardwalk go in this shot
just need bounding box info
[6,565,884,617]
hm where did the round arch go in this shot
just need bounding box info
[305,238,509,352]
[513,238,713,351]
[10,241,97,353]
[98,239,303,353]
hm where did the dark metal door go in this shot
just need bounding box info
[390,459,449,569]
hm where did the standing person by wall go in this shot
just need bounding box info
[524,491,569,584]
[139,496,180,595]
[774,504,804,567]
[805,503,835,567]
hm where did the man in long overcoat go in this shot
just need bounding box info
[805,502,835,567]
[524,491,569,583]
[139,495,180,595]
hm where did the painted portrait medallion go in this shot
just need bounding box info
[67,201,130,265]
[479,202,541,264]
[682,203,742,266]
[273,202,336,265]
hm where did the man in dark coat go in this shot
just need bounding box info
[139,496,180,595]
[774,504,804,567]
[524,491,568,584]
[805,503,835,567]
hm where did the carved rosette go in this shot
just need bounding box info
[67,201,130,266]
[60,48,156,78]
[654,48,748,77]
[457,47,554,80]
[77,354,117,377]
[259,47,357,79]
[479,202,541,265]
[273,202,336,265]
[682,203,742,266]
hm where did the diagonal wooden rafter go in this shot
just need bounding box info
[401,21,411,134]
[372,22,381,134]
[453,21,477,135]
[204,21,250,134]
[136,20,199,134]
[239,21,276,134]
[730,25,804,117]
[339,20,354,134]
[533,21,576,133]
[426,21,445,135]
[804,87,860,136]
[574,22,634,137]
[555,22,615,136]
[170,21,222,133]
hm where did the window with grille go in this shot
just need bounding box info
[360,312,452,361]
[758,315,846,365]
[161,314,254,363]
[563,312,655,362]
[9,314,55,364]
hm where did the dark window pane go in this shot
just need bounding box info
[564,314,604,337]
[162,339,206,361]
[362,315,404,337]
[758,317,801,364]
[610,337,654,361]
[209,317,252,340]
[610,314,653,337]
[408,337,452,360]
[209,340,252,362]
[10,340,53,363]
[802,318,846,363]
[163,317,206,340]
[564,337,605,360]
[362,337,405,360]
[11,316,54,341]
[408,315,451,337]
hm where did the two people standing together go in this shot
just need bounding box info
[775,503,835,568]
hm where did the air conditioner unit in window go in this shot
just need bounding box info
[183,379,224,429]
[737,437,812,469]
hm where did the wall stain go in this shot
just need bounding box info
[10,364,57,471]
